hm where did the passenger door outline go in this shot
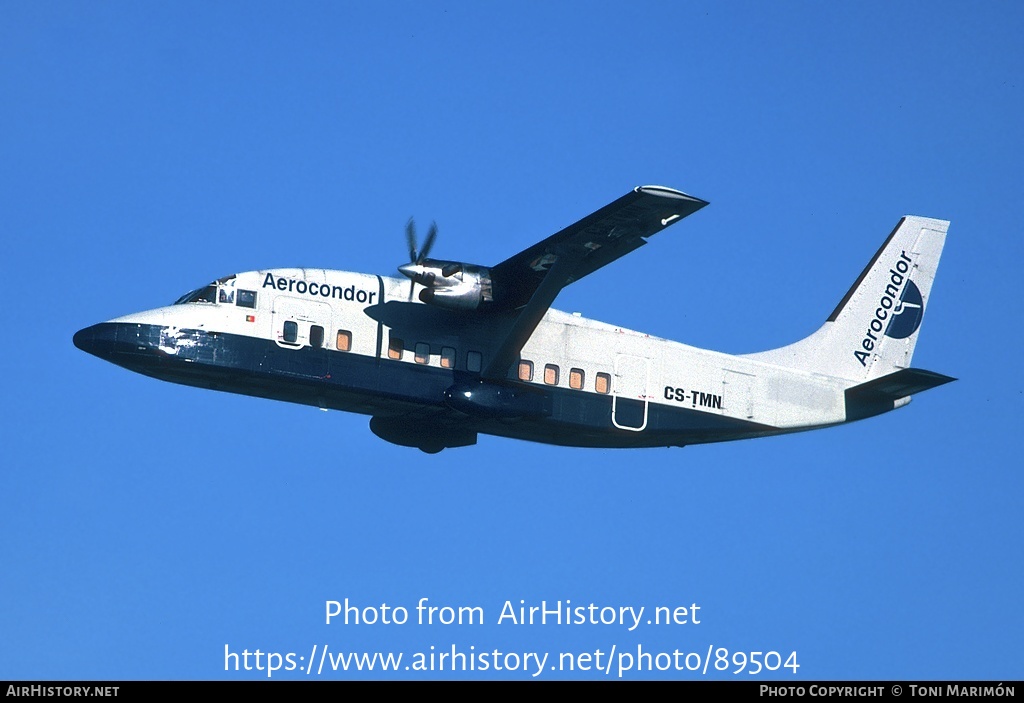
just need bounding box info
[612,354,650,431]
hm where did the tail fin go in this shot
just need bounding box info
[747,215,949,382]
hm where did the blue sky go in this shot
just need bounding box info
[2,1,1022,680]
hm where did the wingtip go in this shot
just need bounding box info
[636,185,709,207]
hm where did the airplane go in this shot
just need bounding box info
[73,186,954,453]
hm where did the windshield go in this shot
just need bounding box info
[173,284,217,305]
[173,275,256,309]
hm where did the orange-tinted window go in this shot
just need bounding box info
[415,343,430,364]
[569,368,584,390]
[544,364,559,385]
[518,360,534,381]
[595,372,611,394]
[440,347,455,368]
[336,330,352,351]
[388,336,404,360]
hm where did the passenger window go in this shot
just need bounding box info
[595,372,611,394]
[283,321,298,344]
[440,347,455,368]
[569,368,584,390]
[518,360,534,381]
[467,351,482,373]
[236,290,257,309]
[310,325,324,349]
[336,330,352,352]
[544,364,559,385]
[388,336,404,360]
[415,343,430,364]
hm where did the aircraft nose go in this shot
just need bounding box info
[73,322,121,359]
[73,321,167,369]
[73,324,100,355]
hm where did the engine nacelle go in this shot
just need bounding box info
[399,259,494,311]
[419,284,482,309]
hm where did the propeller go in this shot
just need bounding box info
[402,218,438,299]
[406,218,437,264]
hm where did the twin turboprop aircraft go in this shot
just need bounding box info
[74,186,954,453]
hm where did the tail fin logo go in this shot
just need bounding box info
[853,250,923,366]
[884,279,924,339]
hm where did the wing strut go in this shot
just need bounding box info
[482,252,580,379]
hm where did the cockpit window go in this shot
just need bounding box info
[173,276,247,307]
[174,285,217,305]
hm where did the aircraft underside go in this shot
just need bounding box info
[73,322,778,452]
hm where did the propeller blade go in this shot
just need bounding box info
[419,222,437,263]
[401,217,439,301]
[405,218,417,262]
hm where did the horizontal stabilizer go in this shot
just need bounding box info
[845,368,955,421]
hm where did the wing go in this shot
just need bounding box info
[482,185,707,378]
[489,185,708,311]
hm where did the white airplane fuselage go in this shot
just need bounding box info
[73,264,905,453]
[74,188,953,453]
